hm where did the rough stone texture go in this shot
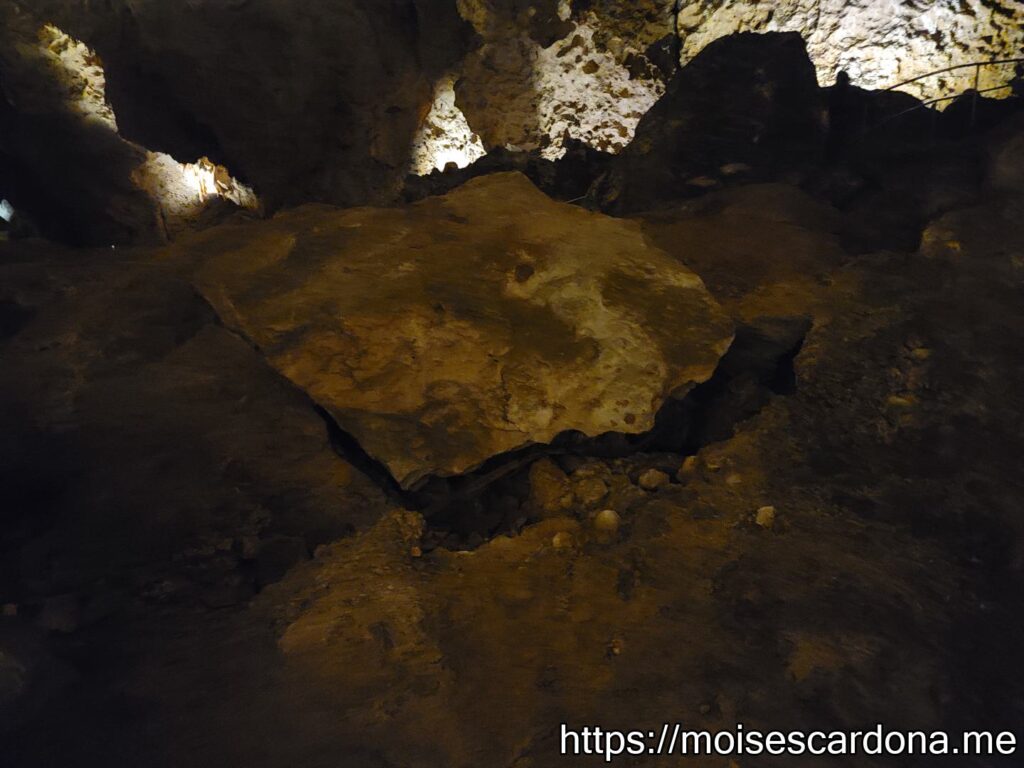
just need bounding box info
[593,33,826,214]
[527,458,574,517]
[9,0,472,211]
[0,14,260,245]
[639,183,848,320]
[7,128,1024,765]
[0,245,391,598]
[409,75,487,175]
[450,0,1021,160]
[677,0,1024,98]
[0,13,161,244]
[183,172,733,488]
[456,6,665,157]
[4,0,1020,222]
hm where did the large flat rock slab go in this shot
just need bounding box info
[185,173,733,488]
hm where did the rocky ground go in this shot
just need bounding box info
[1,16,1023,768]
[3,101,1024,765]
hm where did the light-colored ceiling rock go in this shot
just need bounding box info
[676,0,1024,98]
[410,75,487,175]
[183,172,734,489]
[450,0,1021,162]
[455,2,667,157]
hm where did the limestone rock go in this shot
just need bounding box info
[573,475,610,508]
[185,172,734,488]
[592,508,621,534]
[637,468,670,491]
[593,33,826,214]
[456,11,665,158]
[0,13,161,245]
[528,458,574,518]
[676,0,1024,101]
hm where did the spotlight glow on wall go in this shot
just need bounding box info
[410,75,486,175]
[38,24,260,233]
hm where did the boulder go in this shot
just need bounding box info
[592,32,825,214]
[185,172,734,488]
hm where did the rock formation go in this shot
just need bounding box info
[2,0,472,216]
[2,4,1024,766]
[592,32,826,214]
[447,0,1023,162]
[2,0,1020,239]
[0,13,260,245]
[676,0,1024,98]
[183,172,734,488]
[454,1,667,157]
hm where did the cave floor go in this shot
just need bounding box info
[2,182,1023,767]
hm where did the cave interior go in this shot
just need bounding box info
[1,1,1024,766]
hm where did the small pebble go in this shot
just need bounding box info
[593,509,621,533]
[638,468,670,491]
[678,456,698,476]
[725,473,743,486]
[409,546,422,558]
[755,506,776,529]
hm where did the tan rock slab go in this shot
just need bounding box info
[186,173,733,488]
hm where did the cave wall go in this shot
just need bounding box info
[0,11,163,245]
[450,0,1022,159]
[431,0,1022,165]
[454,0,670,156]
[676,0,1024,97]
[2,0,1020,237]
[4,0,473,212]
[0,10,262,245]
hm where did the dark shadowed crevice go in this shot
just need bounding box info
[313,404,410,508]
[308,315,811,547]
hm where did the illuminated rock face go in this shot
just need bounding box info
[676,0,1024,98]
[4,0,1019,214]
[454,1,668,158]
[9,0,471,209]
[447,0,1021,160]
[410,76,487,175]
[0,15,258,243]
[185,173,733,488]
